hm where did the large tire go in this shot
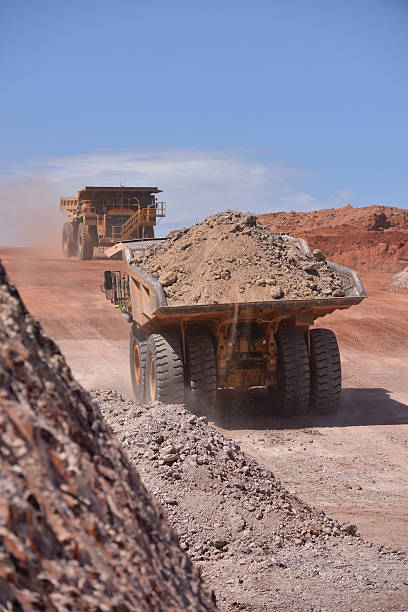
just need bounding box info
[309,328,341,414]
[185,329,217,414]
[77,223,94,260]
[276,328,310,416]
[145,331,185,404]
[130,325,147,403]
[62,222,75,257]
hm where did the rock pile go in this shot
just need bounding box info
[95,389,408,611]
[390,267,408,294]
[95,389,355,553]
[130,211,346,305]
[0,261,215,611]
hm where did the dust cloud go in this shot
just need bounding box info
[0,174,63,252]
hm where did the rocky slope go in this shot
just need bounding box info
[0,261,215,611]
[259,204,408,273]
[259,204,408,234]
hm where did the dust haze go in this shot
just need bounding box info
[0,174,63,250]
[0,148,356,249]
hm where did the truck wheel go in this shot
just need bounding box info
[62,222,75,257]
[130,325,147,403]
[77,223,94,260]
[276,328,310,416]
[185,329,217,414]
[309,328,341,414]
[145,331,185,404]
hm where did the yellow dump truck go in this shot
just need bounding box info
[103,237,366,415]
[60,186,165,260]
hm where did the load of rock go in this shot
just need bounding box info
[0,261,215,611]
[130,210,347,306]
[95,389,408,611]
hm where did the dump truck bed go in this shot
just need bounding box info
[106,235,366,327]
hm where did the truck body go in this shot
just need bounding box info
[60,186,165,260]
[103,236,366,415]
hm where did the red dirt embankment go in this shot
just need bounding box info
[259,204,408,273]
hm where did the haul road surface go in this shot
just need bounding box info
[1,246,407,553]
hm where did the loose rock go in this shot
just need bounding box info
[94,389,408,611]
[136,211,347,305]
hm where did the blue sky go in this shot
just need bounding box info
[1,0,407,243]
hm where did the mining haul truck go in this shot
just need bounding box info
[60,186,165,260]
[102,237,366,416]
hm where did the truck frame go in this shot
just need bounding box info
[103,236,366,415]
[60,186,165,260]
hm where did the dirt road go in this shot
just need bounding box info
[0,247,132,395]
[1,247,407,554]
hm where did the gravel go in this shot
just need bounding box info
[93,389,408,611]
[390,267,408,294]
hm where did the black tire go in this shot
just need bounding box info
[276,328,310,416]
[309,328,341,414]
[77,223,94,260]
[62,222,75,257]
[145,331,185,404]
[185,329,217,414]
[129,325,147,403]
[143,226,154,239]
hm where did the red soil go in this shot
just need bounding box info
[259,204,408,273]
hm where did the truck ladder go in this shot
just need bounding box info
[120,202,166,240]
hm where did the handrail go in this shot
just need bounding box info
[120,202,166,239]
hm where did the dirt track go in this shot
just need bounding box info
[1,246,407,556]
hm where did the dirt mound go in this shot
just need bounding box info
[0,262,215,610]
[391,267,408,294]
[132,211,346,305]
[95,389,408,611]
[258,204,408,273]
